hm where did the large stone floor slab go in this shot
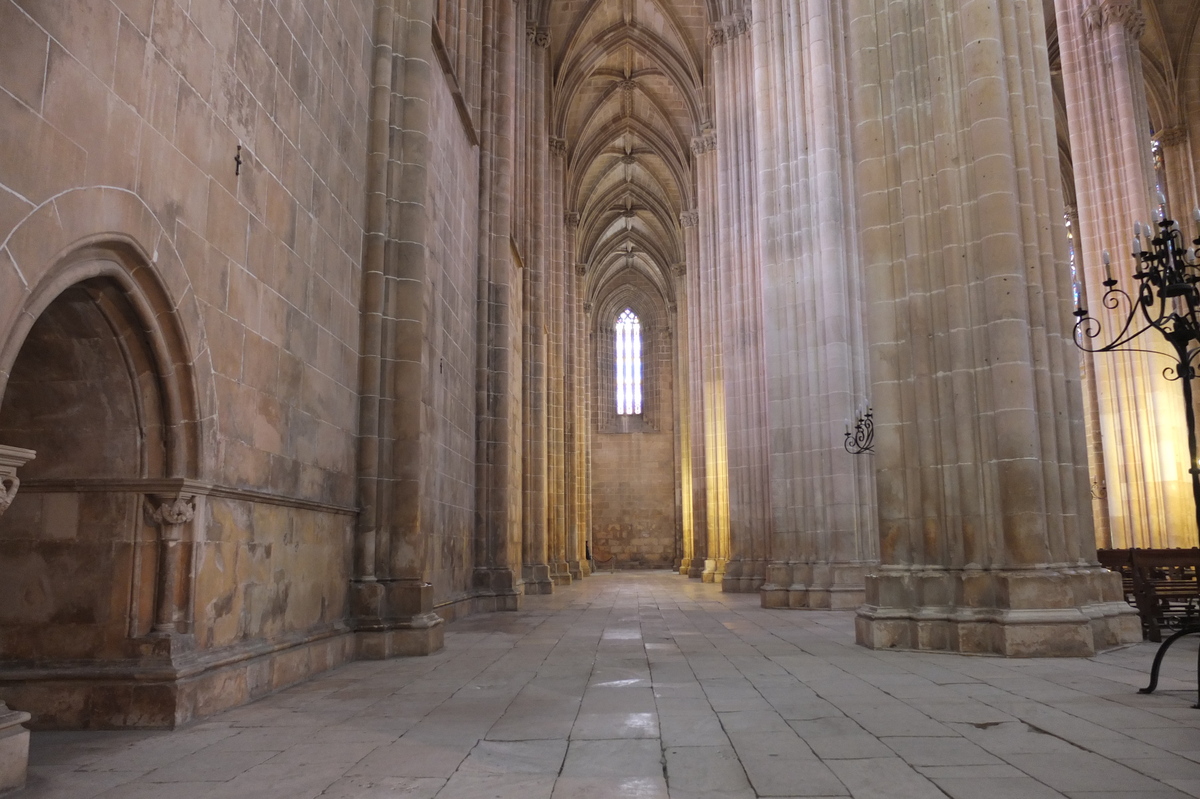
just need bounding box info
[11,572,1200,798]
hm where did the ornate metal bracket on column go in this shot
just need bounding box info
[844,406,874,455]
[0,445,36,519]
[144,492,197,635]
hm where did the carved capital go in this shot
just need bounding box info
[1157,126,1188,147]
[708,27,726,47]
[1084,1,1145,39]
[672,262,687,277]
[583,302,593,314]
[0,475,18,518]
[679,210,699,228]
[575,263,588,277]
[549,136,567,156]
[691,131,717,154]
[146,494,197,527]
[564,211,581,229]
[526,25,550,48]
[0,445,35,519]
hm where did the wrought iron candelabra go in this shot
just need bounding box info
[1073,208,1200,536]
[844,406,874,455]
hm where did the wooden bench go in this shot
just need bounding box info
[1099,548,1200,707]
[1098,547,1200,642]
[1130,548,1200,643]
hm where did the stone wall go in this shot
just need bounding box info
[591,431,677,568]
[0,0,372,726]
[424,55,481,615]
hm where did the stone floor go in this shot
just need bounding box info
[12,571,1200,799]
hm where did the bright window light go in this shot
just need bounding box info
[615,308,642,415]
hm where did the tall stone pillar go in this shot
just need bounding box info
[751,0,876,610]
[0,446,33,793]
[472,0,523,609]
[353,0,445,655]
[565,211,588,579]
[711,13,771,593]
[1056,0,1195,549]
[850,0,1139,655]
[548,137,573,585]
[521,25,552,596]
[690,129,729,584]
[672,253,697,577]
[680,210,709,579]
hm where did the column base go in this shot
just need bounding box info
[855,566,1141,656]
[356,623,444,658]
[760,561,868,609]
[472,568,523,611]
[522,563,554,595]
[722,558,767,593]
[701,558,725,583]
[0,703,30,794]
[567,559,583,580]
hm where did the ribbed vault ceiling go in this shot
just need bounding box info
[545,0,712,307]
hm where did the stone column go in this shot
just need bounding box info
[690,128,728,584]
[1157,126,1194,219]
[751,0,876,610]
[711,13,771,593]
[520,25,552,596]
[1056,0,1194,549]
[680,211,709,579]
[565,211,588,579]
[0,447,33,792]
[144,492,197,635]
[353,0,445,655]
[672,253,697,577]
[548,136,573,585]
[473,0,523,608]
[850,0,1139,655]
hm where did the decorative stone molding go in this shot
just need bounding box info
[1083,0,1145,39]
[672,262,687,277]
[679,210,699,227]
[711,10,752,45]
[144,491,199,635]
[549,136,566,157]
[526,25,550,48]
[564,211,581,229]
[620,153,637,165]
[690,132,716,154]
[583,302,593,314]
[1157,126,1188,148]
[575,263,587,277]
[0,445,35,519]
[145,494,197,526]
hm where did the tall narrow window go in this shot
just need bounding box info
[615,308,642,415]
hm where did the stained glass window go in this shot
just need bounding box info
[615,308,642,415]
